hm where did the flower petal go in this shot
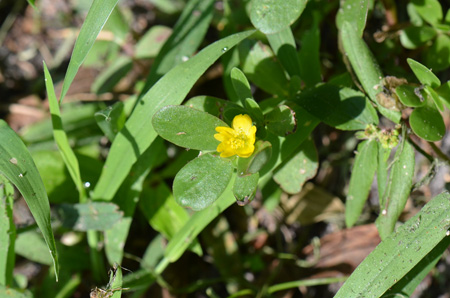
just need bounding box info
[236,144,254,158]
[232,114,253,132]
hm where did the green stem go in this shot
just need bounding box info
[87,230,105,283]
[408,137,433,163]
[429,142,450,164]
[268,276,348,294]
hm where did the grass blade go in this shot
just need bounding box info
[334,192,450,298]
[0,120,59,280]
[92,30,255,201]
[60,0,120,103]
[0,175,15,286]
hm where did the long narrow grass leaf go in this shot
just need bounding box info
[0,120,59,280]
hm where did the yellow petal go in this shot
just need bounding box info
[236,144,254,158]
[232,114,253,132]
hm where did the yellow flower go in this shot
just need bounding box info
[214,114,257,158]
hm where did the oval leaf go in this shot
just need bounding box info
[399,26,437,49]
[345,140,378,227]
[230,67,253,102]
[265,105,297,136]
[250,0,307,34]
[424,34,450,72]
[410,99,445,142]
[153,105,228,151]
[395,85,425,107]
[407,58,441,88]
[233,173,259,205]
[273,137,318,194]
[173,154,233,211]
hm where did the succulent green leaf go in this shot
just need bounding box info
[376,140,415,239]
[233,173,259,205]
[335,192,450,298]
[407,58,441,88]
[424,34,450,72]
[184,96,246,123]
[153,105,227,151]
[411,0,443,25]
[230,67,253,103]
[237,140,272,176]
[173,153,233,211]
[0,120,59,280]
[399,26,437,49]
[296,84,378,131]
[395,85,426,107]
[345,140,378,227]
[410,98,445,142]
[264,105,297,136]
[249,0,307,34]
[92,30,255,201]
[243,98,264,126]
[57,202,123,231]
[425,85,444,111]
[239,40,289,97]
[273,137,318,194]
[436,80,450,109]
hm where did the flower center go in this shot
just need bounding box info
[228,132,247,150]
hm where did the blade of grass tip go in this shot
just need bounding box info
[59,0,120,103]
[0,120,59,280]
[92,30,255,202]
[43,62,105,281]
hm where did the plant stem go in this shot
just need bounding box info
[429,142,450,164]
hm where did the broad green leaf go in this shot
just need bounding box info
[296,84,378,130]
[237,140,272,176]
[399,26,437,49]
[407,58,441,88]
[92,30,255,201]
[60,0,120,102]
[345,140,378,227]
[91,56,133,95]
[336,0,369,37]
[105,138,164,265]
[395,85,425,107]
[230,67,253,102]
[140,0,215,93]
[273,137,318,194]
[239,40,289,97]
[0,120,59,279]
[173,153,234,211]
[56,202,123,231]
[233,173,259,204]
[184,96,246,122]
[410,98,445,142]
[153,105,227,151]
[341,21,401,123]
[264,105,297,136]
[250,0,307,34]
[411,0,443,25]
[140,182,201,255]
[424,34,450,72]
[95,102,126,142]
[376,141,415,239]
[135,25,172,59]
[156,180,235,272]
[298,22,322,87]
[267,27,302,78]
[0,176,15,286]
[425,85,444,111]
[243,98,264,126]
[43,62,85,201]
[385,236,450,297]
[335,192,450,298]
